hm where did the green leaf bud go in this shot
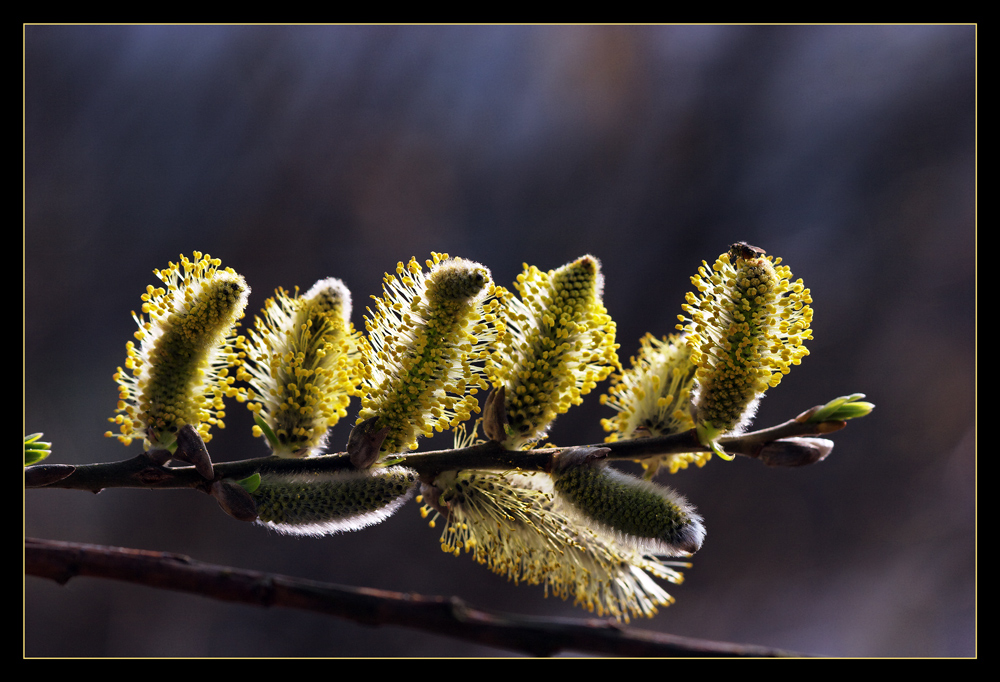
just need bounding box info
[24,433,52,465]
[805,393,875,423]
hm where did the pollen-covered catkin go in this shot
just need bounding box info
[679,246,812,447]
[253,466,417,536]
[357,253,501,457]
[599,333,710,475]
[424,469,686,621]
[106,252,249,450]
[489,255,620,449]
[240,277,363,457]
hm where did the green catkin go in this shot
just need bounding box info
[253,466,417,536]
[553,459,705,556]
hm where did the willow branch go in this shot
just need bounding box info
[24,412,847,494]
[25,537,801,657]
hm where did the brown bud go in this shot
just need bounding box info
[795,405,823,422]
[210,479,259,522]
[24,464,76,488]
[146,448,172,465]
[482,387,509,443]
[419,481,450,518]
[757,437,834,467]
[553,446,611,472]
[347,416,391,469]
[815,420,847,434]
[174,424,215,479]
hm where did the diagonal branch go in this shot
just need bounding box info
[25,537,803,657]
[24,414,846,494]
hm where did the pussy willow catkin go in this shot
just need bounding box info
[357,253,501,456]
[552,449,705,556]
[489,255,619,449]
[253,466,417,536]
[240,277,362,457]
[106,252,249,450]
[679,245,812,448]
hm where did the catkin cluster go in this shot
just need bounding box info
[103,244,818,621]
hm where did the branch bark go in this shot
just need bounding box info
[25,415,845,493]
[25,537,803,657]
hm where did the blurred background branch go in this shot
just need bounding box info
[26,538,800,657]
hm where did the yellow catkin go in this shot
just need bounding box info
[357,253,502,456]
[600,333,710,475]
[677,246,813,447]
[489,255,620,449]
[426,470,686,622]
[106,252,249,449]
[240,278,363,457]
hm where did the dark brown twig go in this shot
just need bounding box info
[24,415,846,493]
[25,537,803,657]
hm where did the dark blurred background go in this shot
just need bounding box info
[24,25,975,657]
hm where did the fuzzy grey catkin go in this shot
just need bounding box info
[553,454,705,556]
[253,466,417,536]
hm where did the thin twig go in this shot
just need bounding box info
[25,537,803,657]
[24,415,845,493]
